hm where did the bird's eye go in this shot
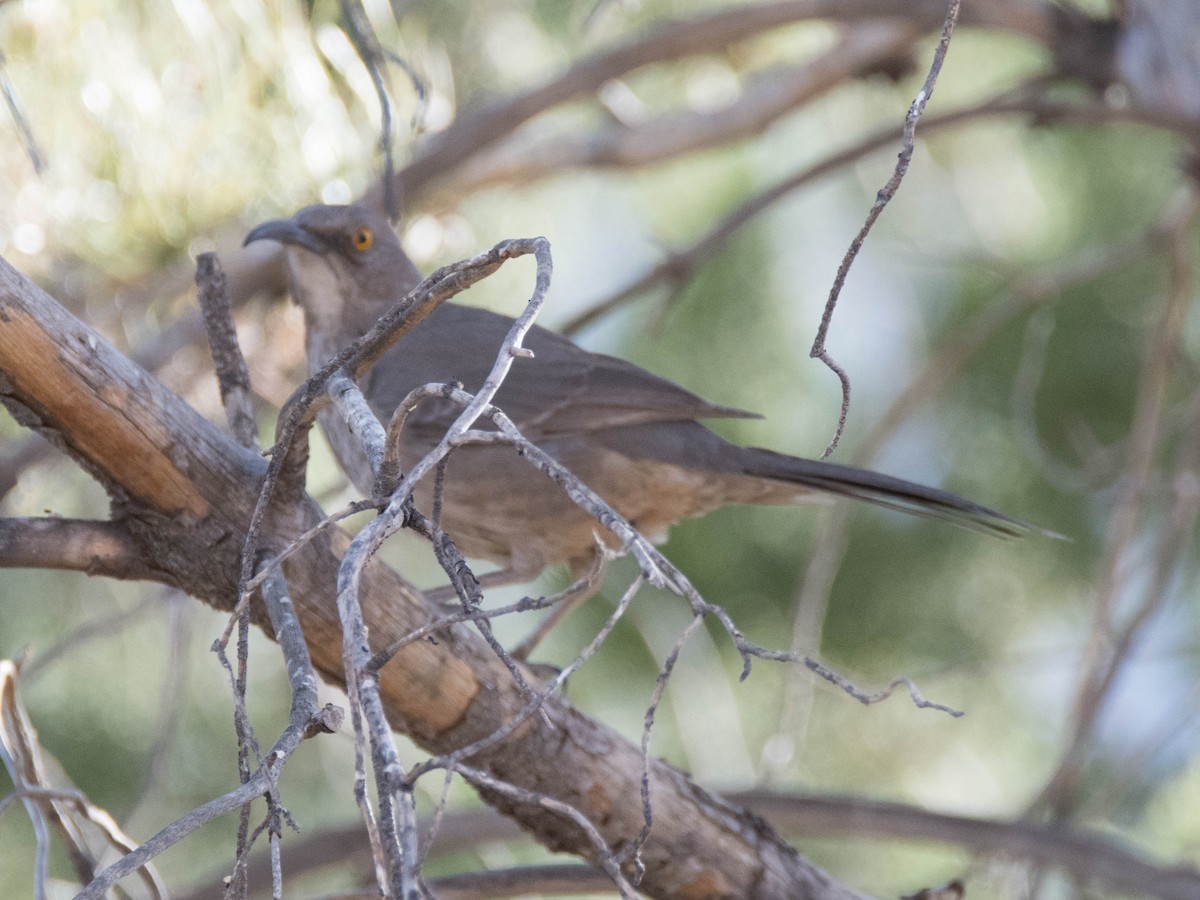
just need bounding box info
[352,227,374,251]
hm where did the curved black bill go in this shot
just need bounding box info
[243,219,326,254]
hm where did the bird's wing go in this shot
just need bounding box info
[361,302,759,438]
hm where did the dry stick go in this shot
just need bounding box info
[196,252,262,898]
[508,545,610,661]
[332,239,553,895]
[368,549,608,670]
[258,567,345,894]
[0,661,166,900]
[0,49,45,174]
[311,381,397,895]
[1035,191,1200,817]
[419,512,544,705]
[627,612,707,877]
[236,239,529,606]
[79,568,342,900]
[401,383,961,727]
[196,253,258,448]
[4,652,167,869]
[766,192,1200,775]
[339,0,400,221]
[449,761,637,899]
[810,0,961,459]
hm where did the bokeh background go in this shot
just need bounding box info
[1,0,1197,897]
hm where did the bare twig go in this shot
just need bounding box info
[196,250,262,898]
[450,761,637,898]
[810,0,962,458]
[78,566,341,899]
[339,0,400,220]
[0,49,45,174]
[196,253,258,449]
[765,189,1200,778]
[1,660,166,899]
[443,22,920,199]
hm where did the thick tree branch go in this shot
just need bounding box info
[0,256,860,898]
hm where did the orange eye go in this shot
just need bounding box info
[352,227,374,251]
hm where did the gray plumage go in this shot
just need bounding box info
[246,204,1032,578]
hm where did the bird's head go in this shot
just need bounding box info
[244,204,421,345]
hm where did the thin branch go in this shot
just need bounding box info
[737,790,1200,900]
[450,761,637,898]
[1,660,166,899]
[0,517,159,580]
[79,566,342,899]
[0,49,46,174]
[764,187,1200,777]
[442,22,920,199]
[339,0,400,220]
[371,0,1061,209]
[195,251,261,899]
[196,252,258,449]
[809,0,962,458]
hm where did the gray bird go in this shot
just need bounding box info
[245,204,1029,587]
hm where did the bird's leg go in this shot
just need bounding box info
[510,550,608,661]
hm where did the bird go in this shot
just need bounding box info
[245,204,1031,630]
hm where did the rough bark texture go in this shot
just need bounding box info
[0,257,865,899]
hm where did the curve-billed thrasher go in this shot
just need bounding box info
[245,205,1029,583]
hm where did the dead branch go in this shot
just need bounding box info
[0,253,861,898]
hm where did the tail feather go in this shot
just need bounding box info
[742,446,1048,539]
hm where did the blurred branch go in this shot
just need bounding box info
[182,790,1200,900]
[1,659,166,899]
[560,85,1200,335]
[0,48,45,174]
[339,0,401,220]
[20,592,164,682]
[765,188,1200,774]
[1035,189,1200,816]
[366,0,1062,212]
[739,791,1200,900]
[0,517,162,580]
[436,21,920,200]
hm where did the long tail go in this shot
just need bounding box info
[741,446,1047,538]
